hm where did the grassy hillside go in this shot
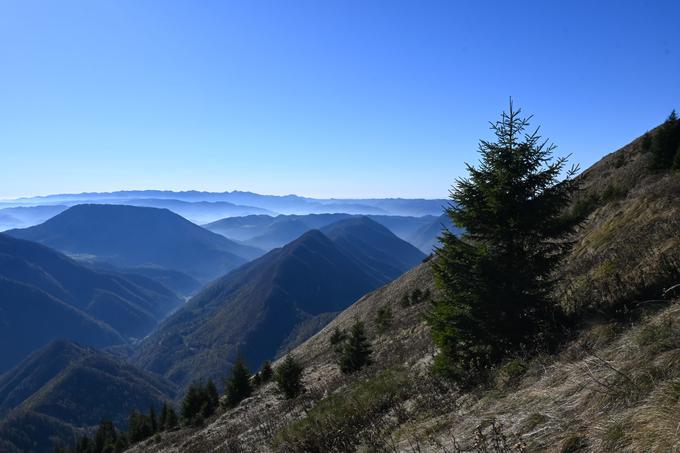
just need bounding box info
[125,124,680,452]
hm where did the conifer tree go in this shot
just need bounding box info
[259,361,274,383]
[329,327,347,354]
[128,410,153,443]
[339,321,372,374]
[180,383,205,424]
[148,406,157,433]
[651,110,680,170]
[252,372,262,387]
[205,379,219,415]
[224,356,252,407]
[274,355,305,399]
[159,402,168,431]
[427,101,579,385]
[165,405,179,430]
[93,420,117,453]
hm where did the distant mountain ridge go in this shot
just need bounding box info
[134,217,425,390]
[204,213,442,251]
[6,204,262,284]
[2,190,447,217]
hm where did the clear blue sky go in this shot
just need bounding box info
[1,1,678,199]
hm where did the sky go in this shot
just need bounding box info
[0,1,679,200]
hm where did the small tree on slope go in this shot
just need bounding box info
[427,101,579,385]
[224,356,252,408]
[275,355,305,399]
[339,321,372,374]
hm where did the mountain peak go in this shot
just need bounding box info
[6,203,262,283]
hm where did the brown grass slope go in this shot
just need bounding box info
[127,125,680,452]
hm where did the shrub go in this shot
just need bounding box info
[273,370,409,452]
[399,293,411,307]
[495,358,527,388]
[399,288,431,307]
[600,184,628,204]
[374,306,393,333]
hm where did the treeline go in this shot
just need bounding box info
[644,110,680,170]
[55,356,306,452]
[53,402,179,453]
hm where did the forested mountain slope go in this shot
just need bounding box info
[133,217,424,391]
[0,340,176,453]
[0,234,181,373]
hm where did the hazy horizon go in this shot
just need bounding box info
[0,187,450,203]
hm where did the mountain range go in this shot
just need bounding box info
[6,204,262,285]
[0,191,447,227]
[133,217,425,389]
[0,233,183,374]
[204,213,455,253]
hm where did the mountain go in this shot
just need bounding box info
[204,213,439,250]
[134,219,423,390]
[239,214,353,250]
[133,230,381,389]
[406,213,461,253]
[0,233,182,373]
[120,198,273,224]
[6,204,263,283]
[204,214,351,247]
[3,190,447,217]
[0,340,176,453]
[126,122,680,453]
[320,217,426,283]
